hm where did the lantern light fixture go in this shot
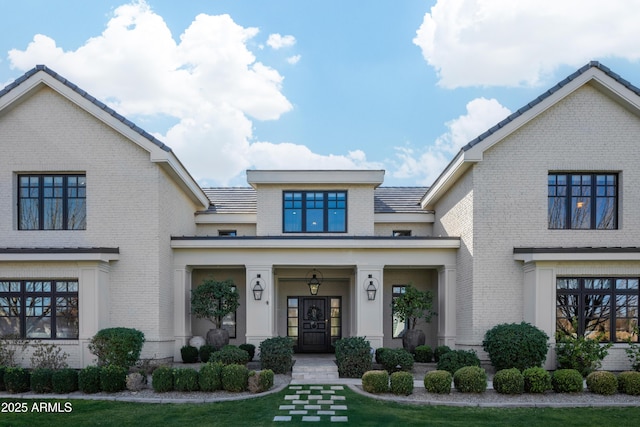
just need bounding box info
[306,269,323,296]
[252,274,264,301]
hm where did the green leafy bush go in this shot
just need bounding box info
[181,345,199,363]
[210,345,249,366]
[221,364,249,392]
[437,349,480,374]
[88,327,145,368]
[4,367,30,393]
[199,345,217,363]
[29,341,69,369]
[390,371,414,395]
[199,362,223,392]
[174,367,200,392]
[259,337,294,374]
[52,368,79,393]
[586,371,617,395]
[493,368,524,394]
[552,369,583,393]
[423,370,452,394]
[523,367,551,393]
[375,347,388,364]
[453,366,487,393]
[362,370,389,393]
[378,348,414,373]
[239,344,256,362]
[0,366,6,391]
[30,368,54,393]
[248,369,274,393]
[618,371,640,395]
[414,345,433,363]
[152,366,174,392]
[334,336,372,378]
[78,366,101,394]
[482,322,549,371]
[433,346,451,362]
[555,334,612,377]
[100,364,127,393]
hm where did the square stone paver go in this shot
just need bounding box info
[293,400,306,405]
[296,390,311,394]
[304,405,321,410]
[317,410,335,415]
[331,416,349,422]
[279,405,296,410]
[302,416,321,422]
[320,390,336,394]
[318,400,333,404]
[332,395,346,401]
[330,405,348,411]
[289,386,302,390]
[289,410,308,415]
[330,386,344,390]
[273,415,292,422]
[307,395,323,400]
[284,395,298,400]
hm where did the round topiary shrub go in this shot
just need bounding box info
[100,364,127,393]
[453,366,487,393]
[433,346,451,363]
[210,345,250,366]
[221,364,249,392]
[437,349,480,375]
[30,368,54,394]
[52,368,79,394]
[174,367,200,392]
[424,370,452,394]
[88,327,145,369]
[523,367,551,393]
[493,368,524,395]
[181,345,199,363]
[379,348,414,373]
[618,371,640,395]
[552,369,583,393]
[4,367,30,394]
[390,371,414,396]
[239,344,256,362]
[199,362,223,392]
[199,345,217,363]
[362,370,389,393]
[414,345,433,363]
[482,322,549,372]
[152,366,174,392]
[586,371,617,395]
[260,336,294,374]
[79,366,101,394]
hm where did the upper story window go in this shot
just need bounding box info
[393,230,412,237]
[18,174,86,230]
[283,191,347,233]
[218,230,237,236]
[548,173,617,230]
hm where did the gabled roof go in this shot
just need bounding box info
[0,65,209,208]
[201,188,257,214]
[421,61,640,209]
[374,187,430,213]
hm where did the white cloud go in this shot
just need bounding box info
[414,0,640,88]
[287,55,301,65]
[248,143,383,170]
[392,97,511,185]
[267,33,296,50]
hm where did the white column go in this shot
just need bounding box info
[437,264,456,348]
[523,262,556,369]
[355,266,384,349]
[245,265,274,350]
[78,261,111,367]
[173,265,193,361]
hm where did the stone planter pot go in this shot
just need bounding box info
[206,328,230,350]
[402,329,425,354]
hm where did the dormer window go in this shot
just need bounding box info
[283,191,347,233]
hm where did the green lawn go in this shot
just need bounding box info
[1,387,639,427]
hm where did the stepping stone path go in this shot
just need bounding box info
[273,385,348,423]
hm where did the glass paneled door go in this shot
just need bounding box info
[287,296,341,352]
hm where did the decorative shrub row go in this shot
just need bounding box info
[260,337,294,374]
[335,337,372,378]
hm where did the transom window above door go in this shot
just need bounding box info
[283,191,347,233]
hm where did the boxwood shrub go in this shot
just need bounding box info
[30,368,54,394]
[492,368,524,395]
[379,348,414,374]
[221,364,249,392]
[199,345,217,363]
[239,344,256,362]
[482,322,549,371]
[453,366,487,393]
[79,366,101,394]
[390,371,414,395]
[174,367,200,392]
[437,349,480,375]
[4,367,30,394]
[552,369,583,393]
[181,345,199,363]
[586,371,617,395]
[414,345,433,363]
[433,345,451,362]
[618,371,640,395]
[423,370,452,394]
[362,370,389,393]
[334,336,372,378]
[88,327,145,368]
[52,368,79,394]
[259,337,294,374]
[100,364,127,393]
[199,362,223,392]
[523,367,551,393]
[375,347,388,364]
[210,345,249,366]
[152,366,174,392]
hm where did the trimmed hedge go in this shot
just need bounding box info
[52,368,79,394]
[523,367,551,393]
[199,362,223,392]
[378,348,414,374]
[453,366,487,393]
[424,370,452,394]
[221,364,249,392]
[0,366,6,391]
[390,371,414,396]
[618,371,640,395]
[552,369,583,393]
[181,345,199,363]
[199,345,217,363]
[100,364,127,393]
[79,366,102,394]
[375,347,388,364]
[260,337,294,374]
[4,367,30,394]
[174,367,200,392]
[493,368,524,395]
[210,345,249,366]
[433,346,451,362]
[437,349,480,375]
[30,368,54,394]
[152,366,174,392]
[335,337,372,378]
[414,345,433,363]
[362,370,389,393]
[239,344,256,362]
[88,327,145,368]
[586,371,617,395]
[482,322,549,371]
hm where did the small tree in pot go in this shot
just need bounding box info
[391,284,436,353]
[191,278,240,350]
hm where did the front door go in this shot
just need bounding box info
[288,296,341,353]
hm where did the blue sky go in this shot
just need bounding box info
[2,0,640,187]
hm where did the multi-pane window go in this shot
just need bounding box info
[548,173,617,229]
[0,280,79,339]
[392,285,408,338]
[18,174,86,230]
[556,277,638,343]
[283,191,347,233]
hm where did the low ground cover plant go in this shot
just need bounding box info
[362,370,389,393]
[423,370,452,394]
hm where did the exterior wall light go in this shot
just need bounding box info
[252,274,264,300]
[306,269,323,295]
[366,274,378,301]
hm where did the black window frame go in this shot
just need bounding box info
[548,172,617,230]
[556,277,639,343]
[392,285,409,339]
[0,279,79,340]
[18,174,87,230]
[282,191,347,233]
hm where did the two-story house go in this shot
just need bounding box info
[1,62,639,370]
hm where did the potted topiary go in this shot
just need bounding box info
[391,284,436,353]
[191,278,240,350]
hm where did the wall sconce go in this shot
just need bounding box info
[306,269,323,296]
[252,274,264,301]
[365,274,379,301]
